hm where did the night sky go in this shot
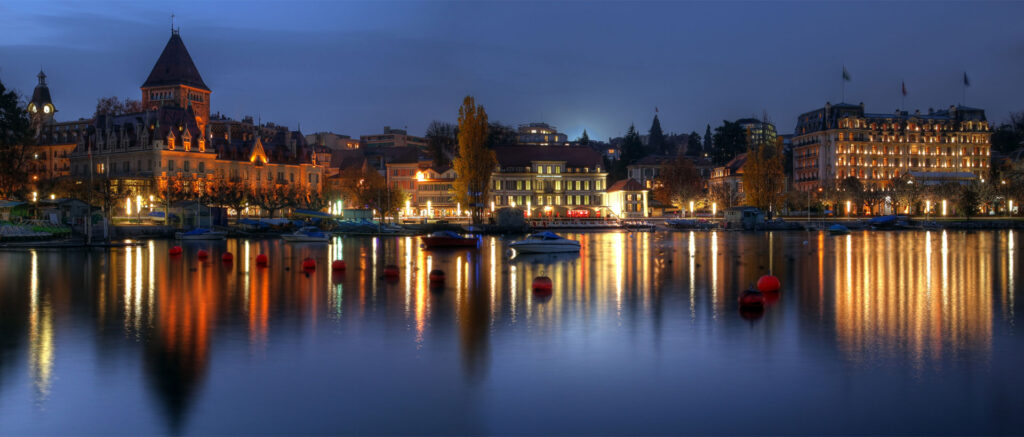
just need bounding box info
[2,1,1023,141]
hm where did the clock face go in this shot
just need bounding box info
[28,103,36,113]
[43,104,51,114]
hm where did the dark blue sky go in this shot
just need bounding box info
[2,1,1023,141]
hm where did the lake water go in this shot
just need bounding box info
[0,231,1021,435]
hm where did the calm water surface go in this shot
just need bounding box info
[0,231,1021,435]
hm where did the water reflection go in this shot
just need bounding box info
[0,230,1020,434]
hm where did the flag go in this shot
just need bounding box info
[963,72,970,87]
[901,81,907,96]
[842,66,851,82]
[655,106,659,113]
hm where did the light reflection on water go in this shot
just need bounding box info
[0,230,1021,435]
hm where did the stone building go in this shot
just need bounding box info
[490,145,608,217]
[792,102,991,191]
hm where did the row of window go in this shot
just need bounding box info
[494,179,605,191]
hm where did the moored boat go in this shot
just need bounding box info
[422,231,480,249]
[508,231,581,254]
[828,224,851,235]
[281,226,330,243]
[175,228,227,240]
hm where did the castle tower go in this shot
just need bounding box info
[141,29,210,133]
[28,70,55,129]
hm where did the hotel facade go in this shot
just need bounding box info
[792,102,991,192]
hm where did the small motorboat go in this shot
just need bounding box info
[175,228,227,240]
[828,224,851,235]
[281,226,330,243]
[422,231,480,249]
[508,232,581,254]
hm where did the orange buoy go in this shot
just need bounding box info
[255,253,268,267]
[532,276,553,293]
[221,252,234,262]
[428,269,445,283]
[738,289,766,309]
[332,260,346,271]
[169,246,182,256]
[756,275,781,293]
[197,249,209,260]
[383,264,400,278]
[302,257,316,271]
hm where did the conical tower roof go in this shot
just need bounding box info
[142,31,209,91]
[31,70,53,108]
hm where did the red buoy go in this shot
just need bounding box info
[302,257,316,271]
[332,260,346,271]
[197,249,209,260]
[756,275,781,293]
[383,264,400,278]
[255,253,268,267]
[221,252,234,262]
[169,246,182,256]
[428,269,445,283]
[532,276,553,293]
[738,289,766,309]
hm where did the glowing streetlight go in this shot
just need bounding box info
[526,198,532,217]
[405,199,411,216]
[49,193,56,200]
[689,200,695,218]
[845,200,851,215]
[490,201,495,212]
[427,200,433,218]
[942,199,947,216]
[456,202,461,216]
[712,202,717,217]
[32,191,38,202]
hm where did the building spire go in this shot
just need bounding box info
[171,13,176,34]
[37,69,46,85]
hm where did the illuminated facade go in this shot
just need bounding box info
[516,122,569,146]
[490,146,608,216]
[67,30,323,204]
[605,178,649,218]
[792,102,991,191]
[25,71,88,185]
[360,126,426,149]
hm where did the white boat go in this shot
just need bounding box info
[508,232,581,254]
[281,226,330,243]
[175,228,227,240]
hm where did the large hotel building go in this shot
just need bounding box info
[792,102,991,191]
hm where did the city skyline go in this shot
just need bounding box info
[2,1,1023,140]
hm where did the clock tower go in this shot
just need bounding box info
[141,29,211,133]
[27,70,55,129]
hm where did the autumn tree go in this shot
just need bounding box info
[653,156,703,212]
[155,175,191,226]
[685,131,701,156]
[452,96,496,224]
[890,174,921,214]
[957,183,982,219]
[206,178,249,221]
[742,137,786,215]
[709,182,742,210]
[95,96,143,116]
[0,80,32,199]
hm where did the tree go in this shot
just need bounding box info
[957,183,981,219]
[206,178,249,221]
[709,182,742,209]
[890,174,923,215]
[452,96,497,224]
[578,130,590,146]
[652,156,703,212]
[685,131,701,156]
[703,124,712,157]
[485,122,515,148]
[0,80,32,199]
[818,179,841,213]
[742,137,786,215]
[95,96,143,116]
[711,120,746,165]
[839,176,864,215]
[620,124,644,163]
[251,185,292,219]
[425,121,457,168]
[648,114,665,155]
[990,111,1024,154]
[297,187,331,211]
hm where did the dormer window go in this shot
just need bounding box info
[198,138,205,152]
[167,133,175,150]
